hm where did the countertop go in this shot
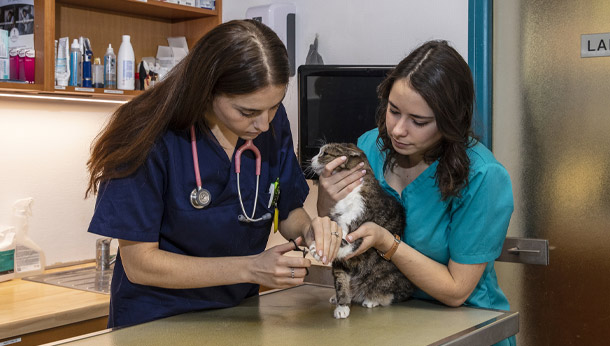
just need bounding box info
[49,283,518,346]
[0,263,110,340]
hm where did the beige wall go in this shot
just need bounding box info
[0,97,117,266]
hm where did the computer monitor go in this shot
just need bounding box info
[297,64,393,179]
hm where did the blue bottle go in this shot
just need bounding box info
[82,49,92,87]
[68,39,81,87]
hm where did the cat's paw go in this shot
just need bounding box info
[309,244,322,261]
[362,299,380,308]
[329,295,337,304]
[334,305,350,319]
[336,243,356,259]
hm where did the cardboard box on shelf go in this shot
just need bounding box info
[156,36,188,69]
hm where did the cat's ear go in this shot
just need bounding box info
[348,151,360,158]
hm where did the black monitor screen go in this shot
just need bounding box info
[298,65,393,179]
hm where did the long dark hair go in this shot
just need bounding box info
[86,20,289,197]
[376,40,475,199]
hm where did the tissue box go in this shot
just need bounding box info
[0,29,8,80]
[156,36,188,69]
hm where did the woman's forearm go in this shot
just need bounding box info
[118,240,254,289]
[389,240,485,307]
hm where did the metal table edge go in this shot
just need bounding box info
[430,309,519,346]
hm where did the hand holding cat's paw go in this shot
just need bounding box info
[334,305,350,319]
[309,244,322,261]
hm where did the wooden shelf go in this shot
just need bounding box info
[0,82,42,92]
[51,86,140,99]
[56,0,218,21]
[0,0,222,102]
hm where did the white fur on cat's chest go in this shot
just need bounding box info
[332,185,364,238]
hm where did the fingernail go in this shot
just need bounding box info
[347,235,353,242]
[361,170,366,175]
[318,250,323,256]
[359,162,364,167]
[341,156,347,161]
[323,256,327,263]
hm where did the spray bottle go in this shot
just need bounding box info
[69,39,81,86]
[12,198,45,277]
[82,49,93,87]
[104,44,116,89]
[0,225,16,282]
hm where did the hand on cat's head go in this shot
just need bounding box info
[311,143,368,175]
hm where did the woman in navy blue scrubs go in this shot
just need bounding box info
[85,20,341,328]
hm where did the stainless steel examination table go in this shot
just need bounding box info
[49,283,518,346]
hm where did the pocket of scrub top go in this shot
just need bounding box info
[241,191,274,228]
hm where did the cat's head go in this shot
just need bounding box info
[310,143,370,176]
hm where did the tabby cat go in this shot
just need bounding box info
[309,143,416,319]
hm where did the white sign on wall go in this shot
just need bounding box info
[581,32,610,58]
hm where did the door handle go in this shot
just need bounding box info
[496,237,550,265]
[507,247,541,254]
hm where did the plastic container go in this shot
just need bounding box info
[9,48,19,80]
[117,35,135,90]
[55,37,70,86]
[104,44,116,89]
[82,49,92,87]
[12,198,45,277]
[93,57,104,88]
[24,49,35,83]
[18,49,25,81]
[69,39,81,86]
[0,225,16,282]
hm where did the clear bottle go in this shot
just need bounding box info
[93,57,104,88]
[12,198,45,277]
[104,44,116,89]
[69,39,81,87]
[117,35,135,90]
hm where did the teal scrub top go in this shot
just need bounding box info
[358,129,515,346]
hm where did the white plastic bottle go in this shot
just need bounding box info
[104,43,116,89]
[12,198,45,277]
[117,35,135,90]
[0,226,16,282]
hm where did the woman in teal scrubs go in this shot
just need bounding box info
[86,20,341,328]
[317,40,515,346]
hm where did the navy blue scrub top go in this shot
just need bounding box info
[88,104,309,328]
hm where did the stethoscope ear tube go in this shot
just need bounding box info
[238,213,272,222]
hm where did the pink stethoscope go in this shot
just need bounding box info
[189,126,270,222]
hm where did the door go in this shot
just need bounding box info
[493,1,610,344]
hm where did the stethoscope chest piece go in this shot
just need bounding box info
[190,187,211,209]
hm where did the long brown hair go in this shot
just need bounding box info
[375,40,475,199]
[86,20,289,197]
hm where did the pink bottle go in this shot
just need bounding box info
[18,49,25,81]
[9,49,19,80]
[24,49,35,83]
